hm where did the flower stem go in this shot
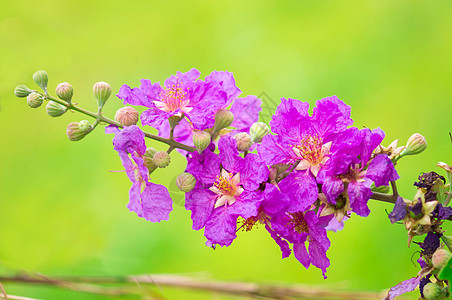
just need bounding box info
[44,94,196,153]
[370,181,399,204]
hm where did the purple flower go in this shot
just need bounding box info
[117,69,228,130]
[319,128,399,217]
[259,96,353,213]
[109,125,173,222]
[185,136,269,247]
[384,276,422,300]
[266,209,331,278]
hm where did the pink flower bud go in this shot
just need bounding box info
[153,151,171,168]
[234,132,252,152]
[115,106,139,126]
[176,173,196,192]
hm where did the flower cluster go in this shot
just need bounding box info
[107,69,401,278]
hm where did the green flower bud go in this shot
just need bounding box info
[66,122,89,141]
[32,70,48,92]
[115,106,139,126]
[192,130,211,154]
[432,248,452,270]
[142,147,157,172]
[14,84,33,98]
[234,132,252,152]
[214,109,234,132]
[78,120,92,133]
[250,122,270,143]
[423,282,447,300]
[400,133,427,157]
[26,92,44,108]
[46,101,68,117]
[153,151,171,168]
[176,173,196,192]
[55,82,73,103]
[93,81,112,108]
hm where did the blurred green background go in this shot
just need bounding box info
[1,0,451,299]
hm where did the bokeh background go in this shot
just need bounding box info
[1,1,451,299]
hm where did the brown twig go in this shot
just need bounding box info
[0,273,409,299]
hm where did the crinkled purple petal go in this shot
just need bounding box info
[279,171,318,213]
[310,96,353,141]
[270,98,309,138]
[388,197,407,224]
[348,178,373,217]
[204,70,241,105]
[293,242,310,269]
[140,182,172,222]
[230,96,262,131]
[238,153,269,191]
[433,203,452,220]
[258,134,295,166]
[112,125,146,156]
[322,176,344,205]
[185,187,216,230]
[127,181,143,218]
[229,191,263,219]
[140,108,173,129]
[117,85,155,107]
[409,200,423,216]
[139,79,163,101]
[308,239,330,279]
[367,154,399,187]
[261,184,291,216]
[204,207,237,247]
[418,232,441,255]
[384,276,421,300]
[325,216,346,232]
[417,257,428,269]
[186,150,221,185]
[164,68,201,89]
[266,225,291,259]
[359,128,385,165]
[105,124,120,134]
[218,136,242,173]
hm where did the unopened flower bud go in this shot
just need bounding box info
[66,122,89,141]
[153,151,171,168]
[32,70,48,92]
[192,130,211,153]
[78,120,92,133]
[93,81,112,108]
[55,82,73,102]
[423,282,447,300]
[46,101,68,117]
[400,133,427,157]
[14,84,33,98]
[143,147,158,171]
[214,109,234,132]
[250,122,270,143]
[234,132,252,152]
[432,248,451,270]
[176,173,196,192]
[115,106,139,126]
[26,92,43,108]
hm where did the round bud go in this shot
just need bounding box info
[423,282,446,300]
[432,248,452,270]
[32,70,48,92]
[400,133,427,157]
[176,173,196,192]
[14,84,33,98]
[250,122,270,143]
[55,82,74,102]
[192,130,211,154]
[214,109,234,132]
[78,120,92,133]
[143,147,158,172]
[115,106,139,126]
[144,147,157,159]
[66,122,89,141]
[26,92,43,108]
[46,101,68,117]
[93,81,112,108]
[234,132,252,152]
[153,151,171,168]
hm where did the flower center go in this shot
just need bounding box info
[209,170,244,208]
[288,212,309,233]
[155,82,192,113]
[292,134,331,177]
